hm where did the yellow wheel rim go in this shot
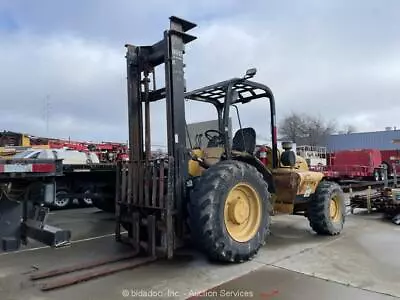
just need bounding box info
[224,183,262,242]
[330,195,341,222]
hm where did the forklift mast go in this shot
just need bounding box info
[116,17,197,258]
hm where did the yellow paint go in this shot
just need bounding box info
[272,202,294,214]
[32,145,50,149]
[188,147,224,177]
[224,182,261,242]
[188,148,204,177]
[330,195,341,221]
[22,135,31,147]
[187,143,326,222]
[294,156,309,171]
[202,147,224,165]
[296,171,323,196]
[271,168,323,207]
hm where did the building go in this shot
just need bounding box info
[186,119,232,148]
[326,128,400,151]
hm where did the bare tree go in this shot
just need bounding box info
[304,115,336,146]
[278,112,308,143]
[344,124,357,134]
[279,112,336,146]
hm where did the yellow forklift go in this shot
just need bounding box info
[24,16,346,292]
[115,16,345,263]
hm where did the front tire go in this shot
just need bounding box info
[307,181,345,235]
[188,160,271,263]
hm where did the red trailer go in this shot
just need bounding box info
[322,149,385,181]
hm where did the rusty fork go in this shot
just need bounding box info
[29,253,157,291]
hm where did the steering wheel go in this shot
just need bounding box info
[204,129,223,141]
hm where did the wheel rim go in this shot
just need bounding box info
[224,182,262,242]
[82,190,93,205]
[55,191,70,207]
[82,197,93,205]
[329,195,341,221]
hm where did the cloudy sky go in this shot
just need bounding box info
[0,0,399,146]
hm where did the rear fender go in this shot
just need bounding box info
[297,171,324,197]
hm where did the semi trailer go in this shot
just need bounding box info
[9,148,116,210]
[0,158,71,251]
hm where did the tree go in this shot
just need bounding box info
[279,112,336,146]
[304,115,336,146]
[344,124,357,134]
[278,112,308,143]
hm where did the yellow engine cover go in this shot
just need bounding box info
[295,156,309,171]
[188,147,224,177]
[188,149,204,177]
[271,168,324,214]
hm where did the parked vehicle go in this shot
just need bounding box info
[12,149,114,209]
[322,149,385,181]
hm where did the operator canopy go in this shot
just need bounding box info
[185,78,275,108]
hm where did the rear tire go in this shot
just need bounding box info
[53,190,71,209]
[79,189,93,207]
[188,160,271,263]
[307,181,345,235]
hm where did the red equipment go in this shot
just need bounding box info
[87,142,128,163]
[323,149,384,181]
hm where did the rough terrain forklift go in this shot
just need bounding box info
[115,16,345,263]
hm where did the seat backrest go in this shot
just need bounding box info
[232,127,256,154]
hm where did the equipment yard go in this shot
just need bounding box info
[1,4,400,300]
[1,202,399,300]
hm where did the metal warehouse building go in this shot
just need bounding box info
[326,128,400,151]
[186,119,232,148]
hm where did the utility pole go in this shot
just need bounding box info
[44,95,51,136]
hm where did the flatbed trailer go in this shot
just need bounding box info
[0,157,120,251]
[311,163,399,182]
[316,164,383,181]
[0,158,71,251]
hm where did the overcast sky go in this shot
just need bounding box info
[0,0,399,146]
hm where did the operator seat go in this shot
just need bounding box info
[232,127,256,154]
